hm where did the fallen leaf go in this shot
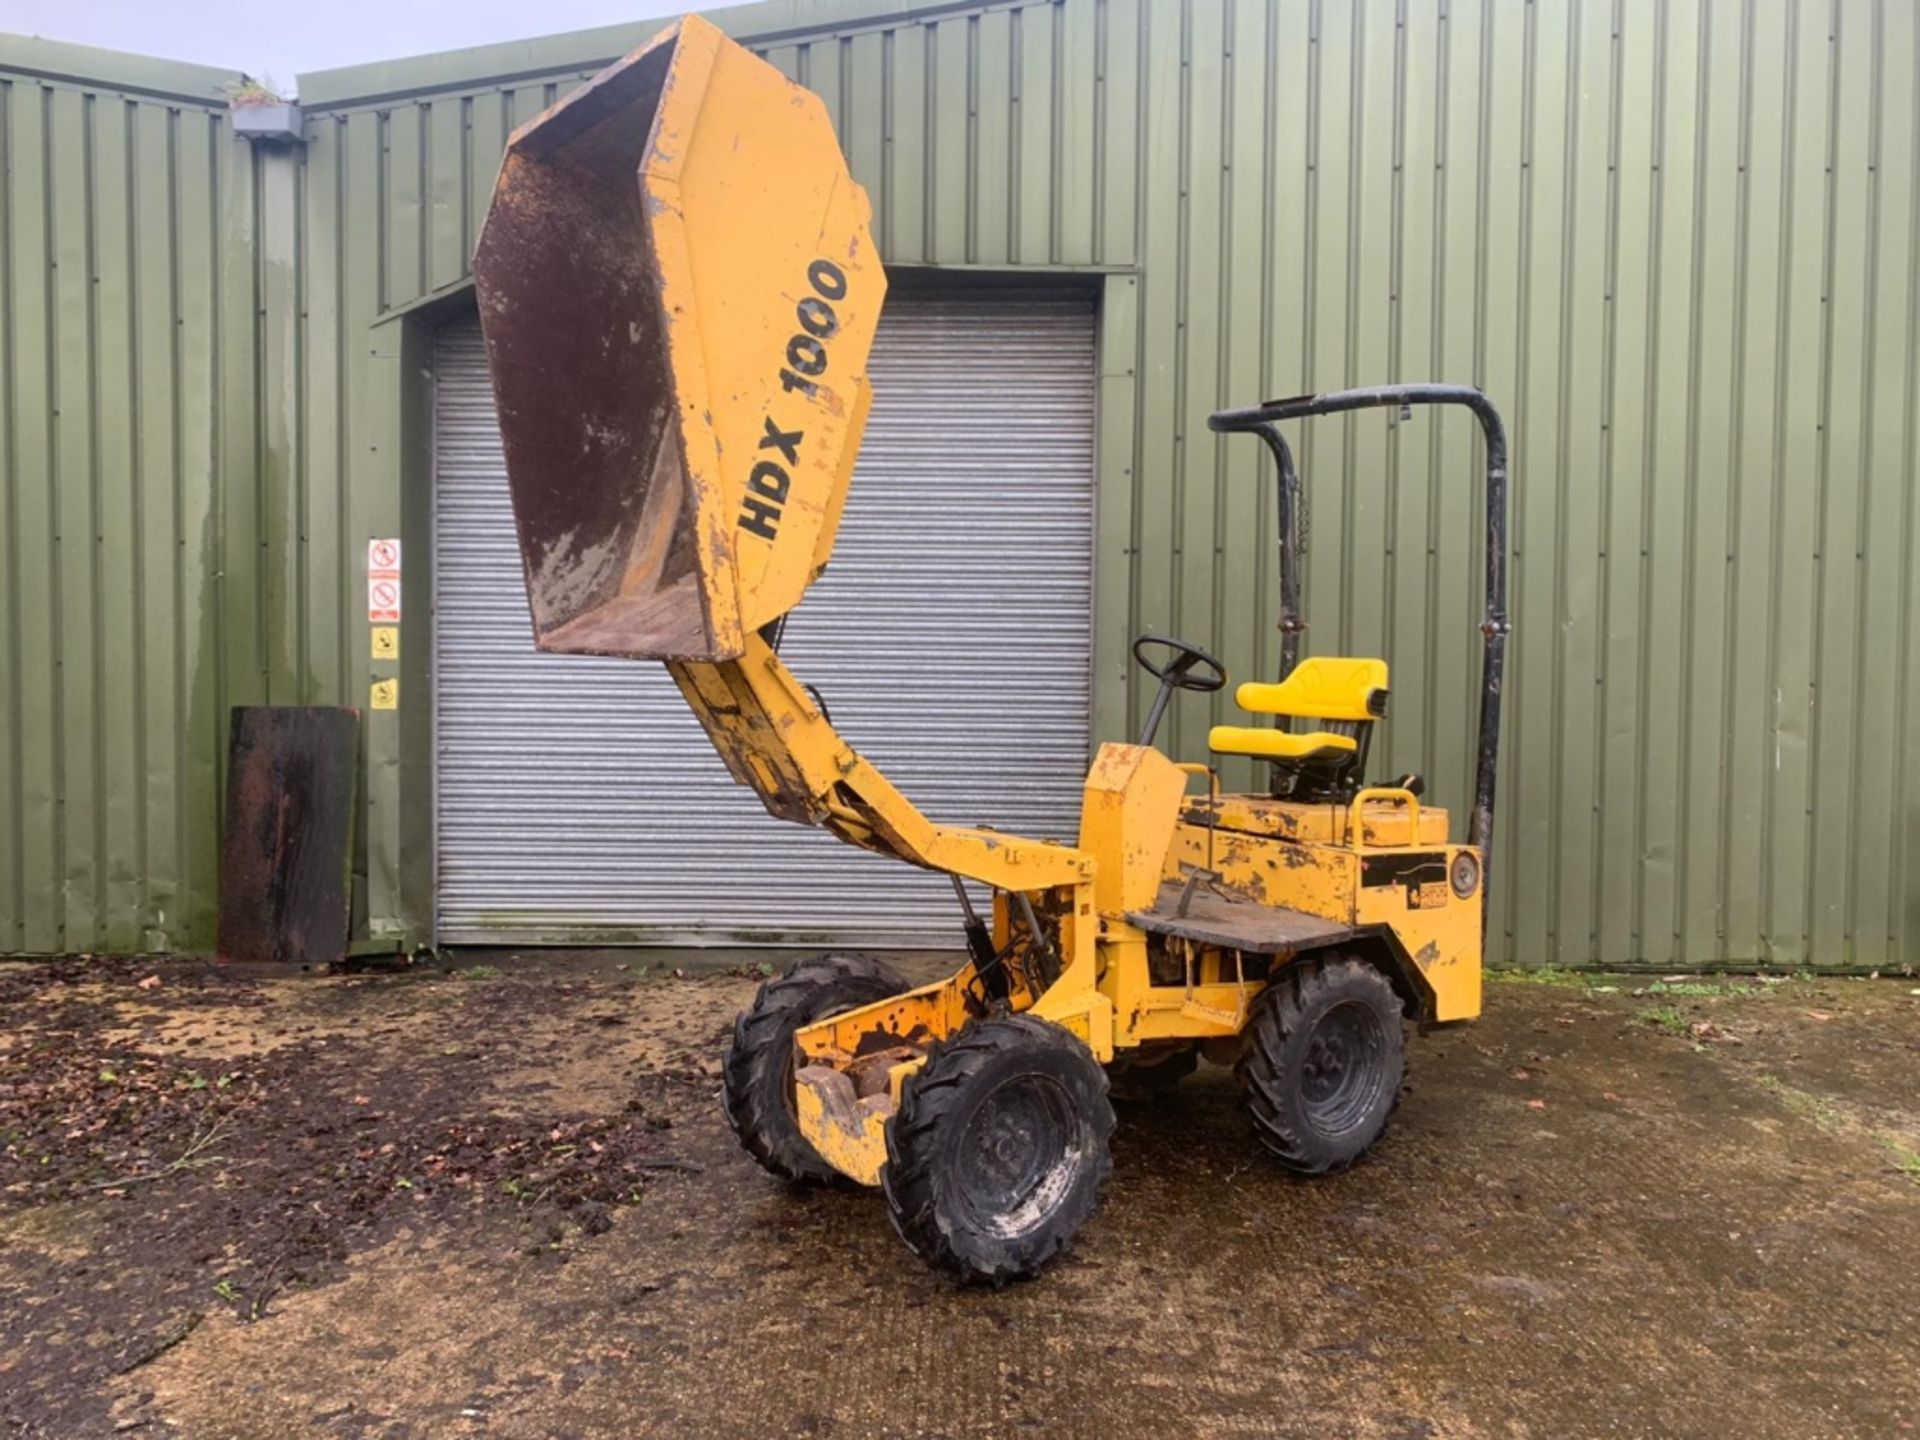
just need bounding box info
[1687,1020,1741,1044]
[1512,1068,1531,1081]
[352,1094,371,1106]
[137,975,162,991]
[1602,1092,1622,1102]
[1526,1099,1548,1111]
[1554,1016,1576,1026]
[1805,1010,1832,1022]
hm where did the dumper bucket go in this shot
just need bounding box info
[472,14,886,661]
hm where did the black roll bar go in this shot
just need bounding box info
[1206,384,1510,880]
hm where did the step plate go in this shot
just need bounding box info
[1128,882,1355,955]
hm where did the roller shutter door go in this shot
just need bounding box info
[433,293,1096,945]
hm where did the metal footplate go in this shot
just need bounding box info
[1128,881,1356,956]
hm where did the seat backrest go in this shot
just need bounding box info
[1235,657,1389,722]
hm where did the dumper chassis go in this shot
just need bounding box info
[473,15,1508,1283]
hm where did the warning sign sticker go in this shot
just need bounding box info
[368,538,402,623]
[368,577,401,624]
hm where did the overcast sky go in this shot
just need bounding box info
[10,0,720,95]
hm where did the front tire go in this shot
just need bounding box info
[1238,953,1406,1175]
[724,953,909,1184]
[882,1015,1114,1284]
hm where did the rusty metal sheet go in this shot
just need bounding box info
[1127,882,1354,956]
[217,707,359,965]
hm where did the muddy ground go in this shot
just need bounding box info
[1,953,1917,1439]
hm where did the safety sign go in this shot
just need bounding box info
[368,538,402,623]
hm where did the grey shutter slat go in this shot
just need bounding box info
[433,293,1097,944]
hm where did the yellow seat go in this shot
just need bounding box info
[1208,657,1388,763]
[1206,726,1358,761]
[1234,657,1388,722]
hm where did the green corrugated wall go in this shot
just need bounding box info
[3,0,1918,969]
[0,41,280,954]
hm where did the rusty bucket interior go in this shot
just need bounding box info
[472,14,887,663]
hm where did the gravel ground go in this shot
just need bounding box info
[2,951,1917,1439]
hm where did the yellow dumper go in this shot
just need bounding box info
[474,15,1510,1282]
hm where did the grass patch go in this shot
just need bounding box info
[1756,1079,1917,1183]
[1758,1074,1846,1134]
[1490,969,1794,995]
[454,965,502,981]
[1880,1139,1920,1183]
[1636,1005,1689,1036]
[1641,979,1764,998]
[1487,966,1593,989]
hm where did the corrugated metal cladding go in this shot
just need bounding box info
[0,50,288,954]
[433,297,1096,944]
[5,0,1920,969]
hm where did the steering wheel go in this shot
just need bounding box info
[1132,634,1227,746]
[1132,634,1227,693]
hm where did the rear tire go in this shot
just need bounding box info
[882,1015,1114,1284]
[724,953,909,1184]
[1238,953,1405,1175]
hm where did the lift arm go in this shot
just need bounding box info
[668,633,1091,891]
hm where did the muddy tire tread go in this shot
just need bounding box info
[723,953,909,1185]
[1237,953,1405,1176]
[882,1014,1114,1285]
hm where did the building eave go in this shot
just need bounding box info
[0,32,242,106]
[294,0,1056,111]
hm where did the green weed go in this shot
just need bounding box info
[1642,980,1762,998]
[1636,1005,1689,1036]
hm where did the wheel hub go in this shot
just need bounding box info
[1299,999,1388,1135]
[956,1074,1085,1239]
